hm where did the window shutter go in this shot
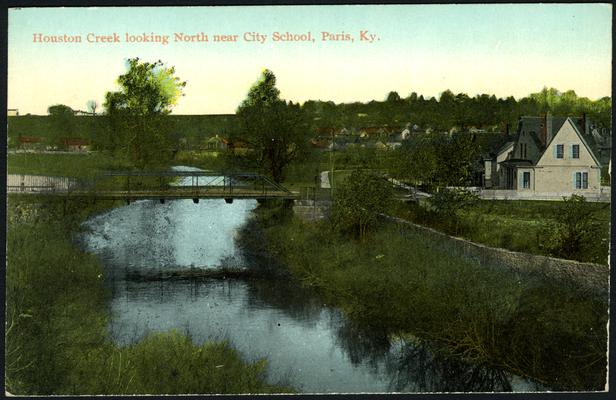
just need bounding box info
[553,146,557,159]
[572,172,576,189]
[569,145,573,158]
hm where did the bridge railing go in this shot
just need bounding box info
[68,171,295,199]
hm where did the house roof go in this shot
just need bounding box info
[496,141,515,156]
[63,137,90,146]
[536,117,601,167]
[19,135,44,143]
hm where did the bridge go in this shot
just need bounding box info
[7,171,298,203]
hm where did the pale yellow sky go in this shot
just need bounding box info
[8,5,612,115]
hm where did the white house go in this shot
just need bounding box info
[484,115,608,198]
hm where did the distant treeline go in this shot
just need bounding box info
[7,115,236,148]
[8,87,611,149]
[301,87,612,131]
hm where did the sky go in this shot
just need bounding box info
[7,4,613,115]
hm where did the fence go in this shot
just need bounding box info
[7,174,77,193]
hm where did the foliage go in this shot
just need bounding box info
[102,58,186,169]
[47,104,76,146]
[232,69,310,182]
[423,188,479,233]
[332,169,394,239]
[543,195,605,262]
[393,131,479,188]
[256,209,607,390]
[7,115,235,150]
[303,87,611,132]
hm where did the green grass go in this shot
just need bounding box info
[393,199,610,264]
[251,204,608,390]
[5,196,292,395]
[7,152,132,178]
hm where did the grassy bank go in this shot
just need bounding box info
[251,202,608,391]
[7,152,132,178]
[5,196,291,395]
[393,199,610,264]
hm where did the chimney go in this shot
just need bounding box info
[505,123,510,137]
[541,113,547,146]
[582,112,588,135]
[546,112,553,144]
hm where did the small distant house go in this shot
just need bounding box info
[18,135,44,150]
[62,137,91,152]
[206,135,228,151]
[7,108,19,116]
[484,114,607,195]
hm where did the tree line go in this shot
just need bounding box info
[39,59,611,182]
[302,87,611,131]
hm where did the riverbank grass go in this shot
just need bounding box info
[5,196,293,395]
[393,198,609,264]
[253,204,607,391]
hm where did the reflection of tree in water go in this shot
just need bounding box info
[242,279,325,326]
[333,320,391,370]
[385,338,513,392]
[333,322,515,393]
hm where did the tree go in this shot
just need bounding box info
[47,104,76,146]
[386,91,401,102]
[544,194,602,261]
[232,69,309,182]
[103,58,186,168]
[332,170,394,240]
[86,100,99,115]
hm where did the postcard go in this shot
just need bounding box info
[5,3,612,396]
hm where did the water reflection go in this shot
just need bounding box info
[80,184,543,392]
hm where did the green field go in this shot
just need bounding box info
[392,199,610,264]
[7,152,132,178]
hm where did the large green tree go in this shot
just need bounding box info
[47,104,76,146]
[102,58,186,168]
[232,69,308,182]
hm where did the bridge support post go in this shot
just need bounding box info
[224,198,234,204]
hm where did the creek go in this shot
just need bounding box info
[78,167,543,393]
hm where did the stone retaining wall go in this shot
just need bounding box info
[382,214,609,299]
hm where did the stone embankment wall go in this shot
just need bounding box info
[381,214,609,299]
[292,200,331,221]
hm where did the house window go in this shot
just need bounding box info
[556,144,564,159]
[572,144,580,159]
[522,171,530,189]
[574,172,589,189]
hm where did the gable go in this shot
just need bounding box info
[536,118,601,167]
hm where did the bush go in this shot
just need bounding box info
[543,195,605,262]
[331,169,394,240]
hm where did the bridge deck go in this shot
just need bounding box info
[7,172,298,200]
[8,187,298,200]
